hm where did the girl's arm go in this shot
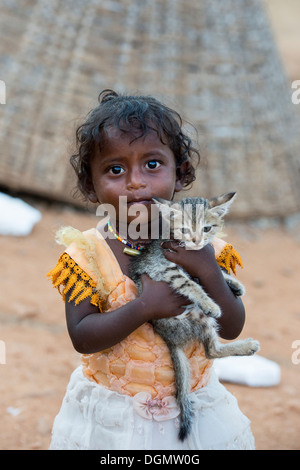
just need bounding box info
[162,242,245,340]
[65,274,190,354]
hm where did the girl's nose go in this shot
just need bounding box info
[127,169,146,190]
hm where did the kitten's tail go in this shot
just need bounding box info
[170,347,194,441]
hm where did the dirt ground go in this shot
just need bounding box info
[1,0,300,452]
[0,200,299,450]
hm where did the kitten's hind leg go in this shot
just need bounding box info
[201,318,260,359]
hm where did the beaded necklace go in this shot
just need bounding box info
[107,220,146,256]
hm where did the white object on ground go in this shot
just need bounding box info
[0,192,41,236]
[214,355,281,387]
[6,406,22,417]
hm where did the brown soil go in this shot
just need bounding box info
[0,201,299,450]
[1,0,300,452]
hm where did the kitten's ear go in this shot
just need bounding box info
[208,192,236,217]
[152,197,171,206]
[152,198,171,219]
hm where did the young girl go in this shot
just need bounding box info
[47,89,255,450]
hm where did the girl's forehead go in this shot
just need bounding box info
[101,125,170,152]
[104,125,156,141]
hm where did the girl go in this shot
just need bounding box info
[47,89,255,450]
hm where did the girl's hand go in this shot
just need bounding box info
[139,274,191,321]
[161,240,246,340]
[161,241,216,280]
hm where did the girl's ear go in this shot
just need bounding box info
[174,161,190,192]
[86,179,99,203]
[87,191,99,203]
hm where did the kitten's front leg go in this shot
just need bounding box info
[222,272,245,297]
[169,268,221,319]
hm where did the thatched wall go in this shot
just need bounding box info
[0,0,300,218]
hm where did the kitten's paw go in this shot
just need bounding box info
[203,303,221,319]
[223,273,245,297]
[244,338,260,355]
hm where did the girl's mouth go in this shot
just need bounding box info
[127,199,152,207]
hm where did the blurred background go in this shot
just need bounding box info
[0,0,299,450]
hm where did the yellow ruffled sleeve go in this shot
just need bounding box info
[47,252,103,310]
[213,237,243,275]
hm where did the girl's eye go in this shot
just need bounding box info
[146,160,161,170]
[109,165,124,175]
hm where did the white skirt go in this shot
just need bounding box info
[49,366,255,450]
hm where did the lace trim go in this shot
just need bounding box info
[47,252,103,310]
[216,243,243,275]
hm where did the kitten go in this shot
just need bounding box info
[129,192,260,441]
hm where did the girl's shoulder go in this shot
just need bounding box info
[46,226,123,310]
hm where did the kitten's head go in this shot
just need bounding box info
[153,192,236,250]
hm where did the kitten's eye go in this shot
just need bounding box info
[146,160,161,170]
[180,227,190,234]
[109,165,124,175]
[204,225,212,233]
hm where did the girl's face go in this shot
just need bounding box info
[89,126,184,232]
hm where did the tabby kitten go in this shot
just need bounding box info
[129,192,260,441]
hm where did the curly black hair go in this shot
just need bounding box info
[70,89,200,200]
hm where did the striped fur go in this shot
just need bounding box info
[129,194,260,441]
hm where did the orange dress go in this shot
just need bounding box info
[47,226,243,400]
[47,226,256,450]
